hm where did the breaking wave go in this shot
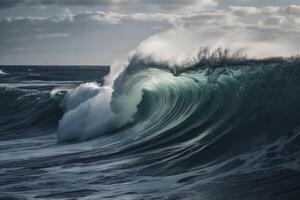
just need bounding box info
[2,52,300,199]
[0,69,7,75]
[57,51,300,146]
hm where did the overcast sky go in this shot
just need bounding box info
[0,0,300,65]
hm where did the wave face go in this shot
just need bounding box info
[1,60,300,199]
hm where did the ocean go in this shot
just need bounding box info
[1,57,300,200]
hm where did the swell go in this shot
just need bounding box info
[0,65,108,141]
[0,86,64,140]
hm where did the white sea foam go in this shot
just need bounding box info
[57,58,133,141]
[58,86,118,141]
[57,77,144,141]
[60,82,101,111]
[0,69,7,75]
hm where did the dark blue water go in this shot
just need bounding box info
[1,59,300,200]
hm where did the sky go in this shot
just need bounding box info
[0,0,300,65]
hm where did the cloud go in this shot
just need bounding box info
[230,5,300,16]
[230,6,261,16]
[0,0,127,8]
[2,10,126,25]
[1,9,218,26]
[3,32,70,42]
[62,7,74,22]
[229,4,300,29]
[1,2,300,65]
[0,0,218,12]
[78,11,125,24]
[4,16,49,23]
[141,0,218,12]
[35,33,70,39]
[259,15,285,26]
[285,4,300,15]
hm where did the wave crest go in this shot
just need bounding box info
[57,52,300,143]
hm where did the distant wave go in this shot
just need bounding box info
[0,69,8,75]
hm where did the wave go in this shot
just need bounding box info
[57,52,300,146]
[0,65,107,141]
[54,64,300,198]
[52,54,300,185]
[2,54,300,199]
[0,86,64,140]
[0,69,8,75]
